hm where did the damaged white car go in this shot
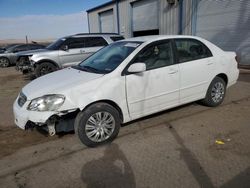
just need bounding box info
[13,35,239,147]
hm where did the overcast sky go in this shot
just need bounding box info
[0,0,110,40]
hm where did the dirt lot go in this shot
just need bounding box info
[0,67,250,188]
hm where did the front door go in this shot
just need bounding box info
[125,40,180,119]
[80,37,108,62]
[59,37,86,67]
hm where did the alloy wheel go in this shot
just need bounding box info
[85,111,115,142]
[211,82,225,103]
[0,58,9,67]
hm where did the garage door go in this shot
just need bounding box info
[99,9,114,33]
[195,0,250,65]
[132,0,159,36]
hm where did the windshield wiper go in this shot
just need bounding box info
[82,65,105,73]
[73,65,106,74]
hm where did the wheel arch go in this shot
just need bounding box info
[0,56,9,60]
[216,73,228,86]
[35,59,59,68]
[0,56,10,64]
[81,100,124,123]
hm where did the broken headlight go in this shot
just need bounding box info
[27,94,65,111]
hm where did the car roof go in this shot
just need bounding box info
[70,33,123,38]
[123,35,203,43]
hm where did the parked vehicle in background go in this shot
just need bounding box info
[13,35,239,147]
[0,44,46,67]
[17,33,124,77]
[0,44,22,54]
[16,48,49,73]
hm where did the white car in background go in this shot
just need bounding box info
[13,35,239,147]
[16,33,124,77]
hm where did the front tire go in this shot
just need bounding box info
[0,57,10,67]
[74,103,121,147]
[201,77,226,107]
[35,62,57,77]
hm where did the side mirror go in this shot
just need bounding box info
[127,63,146,73]
[61,45,69,51]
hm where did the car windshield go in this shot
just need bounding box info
[5,45,19,53]
[74,41,142,74]
[46,38,65,50]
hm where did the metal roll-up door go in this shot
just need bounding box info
[132,0,159,36]
[195,0,250,65]
[99,9,114,33]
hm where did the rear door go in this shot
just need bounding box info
[99,10,114,33]
[131,0,159,36]
[174,38,215,104]
[125,40,180,119]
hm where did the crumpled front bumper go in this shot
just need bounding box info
[13,98,56,130]
[17,61,34,73]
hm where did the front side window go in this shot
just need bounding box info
[133,40,174,71]
[66,38,85,49]
[46,38,66,50]
[84,37,108,47]
[175,39,212,63]
[74,41,142,74]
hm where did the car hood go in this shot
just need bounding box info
[16,49,49,56]
[22,67,104,100]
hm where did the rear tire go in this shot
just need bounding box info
[201,76,226,107]
[35,62,57,77]
[74,103,121,147]
[0,57,10,67]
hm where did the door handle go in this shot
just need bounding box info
[80,50,85,53]
[168,70,178,74]
[206,60,213,65]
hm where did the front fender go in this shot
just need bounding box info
[59,75,130,123]
[31,53,60,68]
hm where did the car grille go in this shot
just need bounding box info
[18,92,27,107]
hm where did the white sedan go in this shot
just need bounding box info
[13,35,239,147]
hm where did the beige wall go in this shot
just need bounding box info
[87,0,193,38]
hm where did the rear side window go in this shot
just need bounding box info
[110,36,125,42]
[84,37,108,47]
[175,39,212,63]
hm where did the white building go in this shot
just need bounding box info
[87,0,250,65]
